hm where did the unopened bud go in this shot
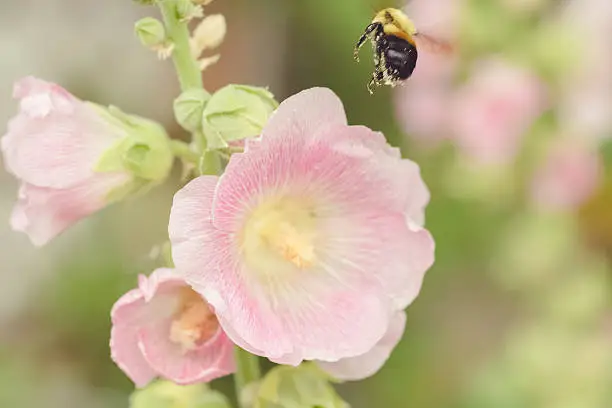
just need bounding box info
[135,17,166,48]
[190,14,227,58]
[176,0,203,22]
[173,89,211,132]
[201,84,279,149]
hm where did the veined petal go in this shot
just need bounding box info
[317,310,407,381]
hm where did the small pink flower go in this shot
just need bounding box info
[169,87,434,365]
[110,268,235,387]
[1,77,171,246]
[316,310,406,381]
[530,140,602,211]
[451,58,547,164]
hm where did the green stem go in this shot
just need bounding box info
[169,139,199,164]
[156,0,204,91]
[234,347,261,408]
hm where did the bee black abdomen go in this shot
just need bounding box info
[383,35,417,80]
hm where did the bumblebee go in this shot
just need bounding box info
[355,8,452,94]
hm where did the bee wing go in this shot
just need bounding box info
[413,32,455,55]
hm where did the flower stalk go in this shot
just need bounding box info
[156,0,205,92]
[234,347,261,408]
[155,1,261,403]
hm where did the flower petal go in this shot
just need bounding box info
[110,288,157,388]
[138,322,235,385]
[2,104,117,189]
[261,87,347,142]
[316,310,407,381]
[10,172,129,246]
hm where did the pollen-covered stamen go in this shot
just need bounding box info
[241,196,318,271]
[169,289,219,352]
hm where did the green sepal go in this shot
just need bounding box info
[255,364,349,408]
[176,0,203,21]
[201,84,279,149]
[174,89,211,132]
[198,150,222,175]
[135,17,166,47]
[92,104,173,182]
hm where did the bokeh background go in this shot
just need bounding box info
[1,0,612,407]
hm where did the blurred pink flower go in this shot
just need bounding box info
[559,0,612,140]
[110,268,235,387]
[1,77,131,246]
[169,87,434,366]
[316,310,406,381]
[530,140,602,211]
[394,0,461,144]
[450,58,547,164]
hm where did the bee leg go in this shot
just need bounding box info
[367,68,384,95]
[354,23,383,61]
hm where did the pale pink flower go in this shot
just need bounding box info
[558,0,612,140]
[316,310,406,381]
[110,268,235,387]
[451,58,547,164]
[530,140,602,211]
[169,87,434,365]
[2,77,132,246]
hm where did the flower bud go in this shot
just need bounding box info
[173,88,211,132]
[255,364,349,408]
[134,17,166,48]
[190,14,227,58]
[93,105,174,199]
[1,77,174,246]
[176,0,203,22]
[201,84,278,149]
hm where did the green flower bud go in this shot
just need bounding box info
[255,364,349,408]
[174,89,211,132]
[130,380,231,408]
[176,0,203,22]
[202,84,279,149]
[135,17,166,48]
[92,105,174,201]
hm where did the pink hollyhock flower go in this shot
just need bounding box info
[530,140,602,211]
[1,77,172,246]
[169,87,435,365]
[451,58,547,164]
[316,310,406,381]
[110,268,235,387]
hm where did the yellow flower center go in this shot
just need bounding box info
[241,196,318,274]
[169,288,219,352]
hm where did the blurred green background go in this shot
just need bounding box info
[1,0,612,407]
